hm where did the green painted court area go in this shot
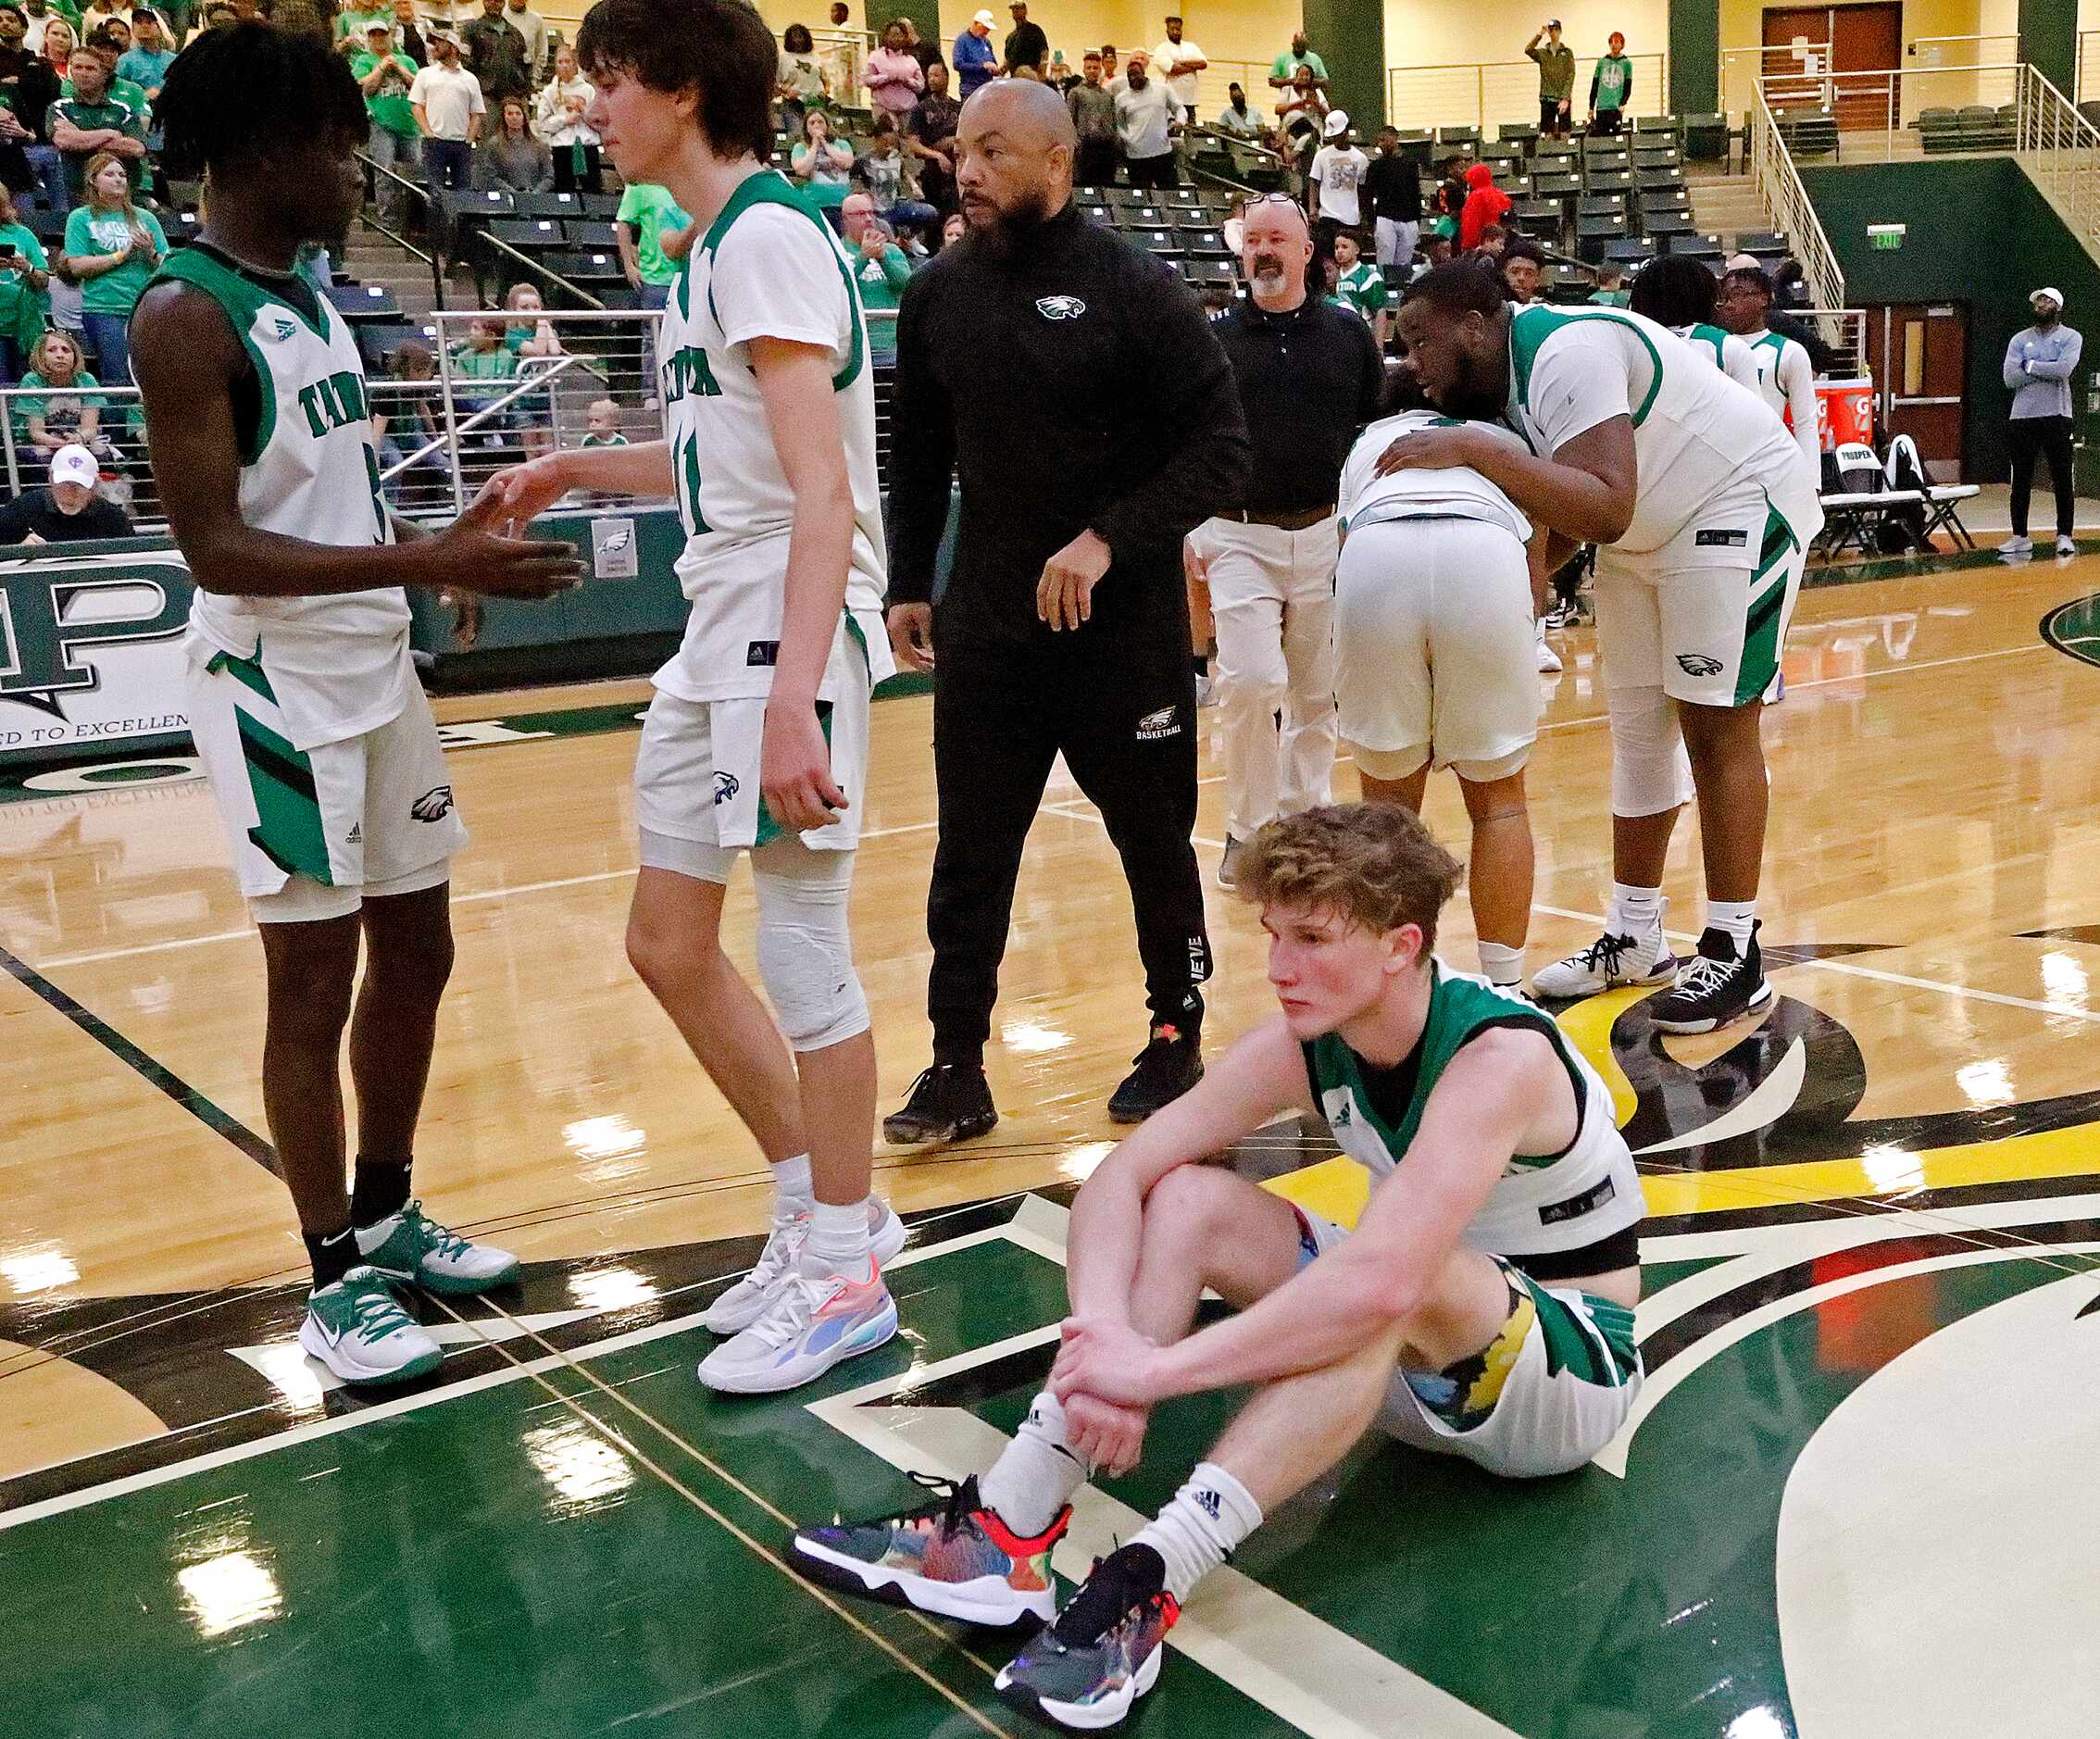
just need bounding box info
[2,1213,2085,1737]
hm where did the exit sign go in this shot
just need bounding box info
[1868,222,1906,250]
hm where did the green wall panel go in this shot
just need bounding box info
[1304,0,1386,132]
[1669,0,1721,115]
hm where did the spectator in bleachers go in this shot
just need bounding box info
[1589,258,1629,304]
[1273,60,1326,169]
[0,6,66,215]
[370,335,447,498]
[1267,29,1326,92]
[84,26,147,107]
[16,329,115,463]
[898,15,941,80]
[355,17,419,226]
[789,106,852,210]
[951,7,995,98]
[854,117,935,238]
[1215,80,1265,169]
[0,185,47,381]
[1001,0,1044,77]
[849,211,907,359]
[1067,49,1115,186]
[1500,236,1545,303]
[0,442,129,539]
[1099,43,1120,90]
[0,4,28,73]
[410,29,483,192]
[820,3,860,103]
[1114,49,1177,188]
[581,395,624,446]
[1365,125,1419,272]
[478,92,548,189]
[864,18,922,119]
[18,0,60,56]
[1410,230,1452,278]
[939,206,965,248]
[1308,109,1367,259]
[449,310,519,439]
[1431,153,1466,241]
[460,0,526,105]
[1152,15,1204,123]
[1589,31,1631,134]
[202,2,237,27]
[59,148,160,382]
[48,44,144,201]
[336,0,392,44]
[1457,159,1509,250]
[614,176,690,315]
[118,8,169,98]
[391,0,428,59]
[501,279,559,455]
[1330,227,1387,344]
[775,21,825,131]
[501,0,543,83]
[1472,220,1506,258]
[1524,19,1573,139]
[906,58,959,210]
[534,39,599,192]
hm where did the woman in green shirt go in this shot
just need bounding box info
[16,327,112,462]
[0,185,51,383]
[58,150,165,385]
[851,217,910,362]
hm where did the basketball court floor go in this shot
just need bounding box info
[6,545,2100,1735]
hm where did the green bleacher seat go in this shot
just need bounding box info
[1498,121,1539,148]
[1577,213,1628,260]
[1668,231,1724,260]
[1683,112,1728,160]
[1436,126,1481,149]
[1585,169,1634,194]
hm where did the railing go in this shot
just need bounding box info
[2081,30,2100,103]
[0,382,153,522]
[2013,62,2100,259]
[356,147,450,311]
[1908,33,2021,67]
[1756,63,2023,156]
[1106,56,1274,131]
[473,228,606,315]
[1722,42,1831,123]
[1747,80,1845,309]
[1384,53,1668,136]
[1798,307,1869,377]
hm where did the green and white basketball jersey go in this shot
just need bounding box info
[654,170,893,705]
[1303,962,1643,1262]
[1339,408,1532,544]
[1744,328,1806,428]
[1671,320,1763,397]
[1506,304,1806,554]
[157,244,410,750]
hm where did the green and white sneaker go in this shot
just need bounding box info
[300,1267,443,1386]
[356,1200,519,1295]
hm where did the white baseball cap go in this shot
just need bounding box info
[971,7,994,25]
[2033,286,2065,308]
[1324,108,1350,138]
[49,444,96,489]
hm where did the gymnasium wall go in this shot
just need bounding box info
[1802,155,2100,481]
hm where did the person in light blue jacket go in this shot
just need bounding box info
[2001,284,2082,557]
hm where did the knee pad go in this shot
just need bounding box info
[753,845,869,1053]
[1606,684,1695,818]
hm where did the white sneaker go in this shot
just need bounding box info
[1532,926,1679,998]
[698,1257,898,1395]
[1535,619,1563,673]
[299,1267,444,1386]
[356,1201,519,1295]
[2058,534,2078,557]
[704,1203,906,1336]
[1998,534,2033,556]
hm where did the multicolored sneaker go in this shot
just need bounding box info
[995,1543,1180,1731]
[356,1201,519,1295]
[696,1256,897,1394]
[789,1472,1069,1627]
[704,1204,907,1336]
[299,1266,444,1386]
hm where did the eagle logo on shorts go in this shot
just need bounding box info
[713,771,739,806]
[1676,653,1725,677]
[1035,295,1087,320]
[410,786,455,822]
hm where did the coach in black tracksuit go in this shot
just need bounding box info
[881,81,1250,1145]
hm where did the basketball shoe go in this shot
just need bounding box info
[883,1061,999,1145]
[697,1255,897,1394]
[995,1543,1180,1731]
[1532,927,1679,1000]
[300,1267,443,1386]
[790,1472,1069,1626]
[356,1200,519,1295]
[704,1203,908,1335]
[1648,922,1771,1033]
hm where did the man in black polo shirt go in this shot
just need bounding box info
[1365,124,1421,274]
[1002,0,1046,75]
[882,81,1250,1143]
[1188,192,1381,888]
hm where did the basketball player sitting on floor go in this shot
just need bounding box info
[131,23,583,1386]
[488,0,905,1395]
[788,804,1644,1731]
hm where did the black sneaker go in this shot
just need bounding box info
[1106,1024,1202,1123]
[1647,922,1772,1034]
[881,1062,999,1145]
[994,1543,1180,1731]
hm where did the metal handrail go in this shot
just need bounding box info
[2013,62,2100,257]
[1908,33,2021,64]
[1721,41,1831,123]
[477,227,606,311]
[379,350,602,502]
[355,147,448,310]
[1746,81,1844,310]
[1384,52,1669,135]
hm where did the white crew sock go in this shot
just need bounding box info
[806,1196,872,1272]
[1477,940,1525,989]
[769,1153,814,1225]
[978,1390,1092,1537]
[1130,1462,1264,1604]
[1608,882,1663,942]
[1705,899,1757,956]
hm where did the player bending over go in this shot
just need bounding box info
[487,0,903,1395]
[131,23,582,1386]
[789,804,1644,1730]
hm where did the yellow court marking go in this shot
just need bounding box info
[1261,1155,1370,1228]
[1550,988,1646,1128]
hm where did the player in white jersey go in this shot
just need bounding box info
[1390,262,1822,1033]
[131,24,582,1386]
[785,805,1642,1730]
[488,0,905,1395]
[1715,263,1822,472]
[1334,394,1546,992]
[1629,252,1764,397]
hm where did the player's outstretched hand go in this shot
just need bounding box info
[762,697,848,834]
[1052,1316,1166,1409]
[422,482,586,600]
[886,601,934,671]
[1372,423,1478,478]
[480,455,573,538]
[1062,1392,1149,1477]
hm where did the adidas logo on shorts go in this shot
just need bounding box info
[1135,707,1181,741]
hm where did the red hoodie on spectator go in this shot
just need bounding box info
[1459,162,1512,250]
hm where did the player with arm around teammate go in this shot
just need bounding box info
[486,0,906,1397]
[787,804,1643,1731]
[131,21,585,1386]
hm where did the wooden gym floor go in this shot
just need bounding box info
[4,544,2100,1735]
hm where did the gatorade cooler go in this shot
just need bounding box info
[1816,376,1875,452]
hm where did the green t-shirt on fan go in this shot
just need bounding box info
[1594,54,1632,109]
[352,48,420,141]
[1335,259,1388,321]
[616,181,692,287]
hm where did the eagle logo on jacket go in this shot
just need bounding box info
[1035,295,1087,320]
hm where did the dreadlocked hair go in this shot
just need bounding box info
[156,19,366,181]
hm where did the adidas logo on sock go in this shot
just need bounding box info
[1193,1488,1222,1520]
